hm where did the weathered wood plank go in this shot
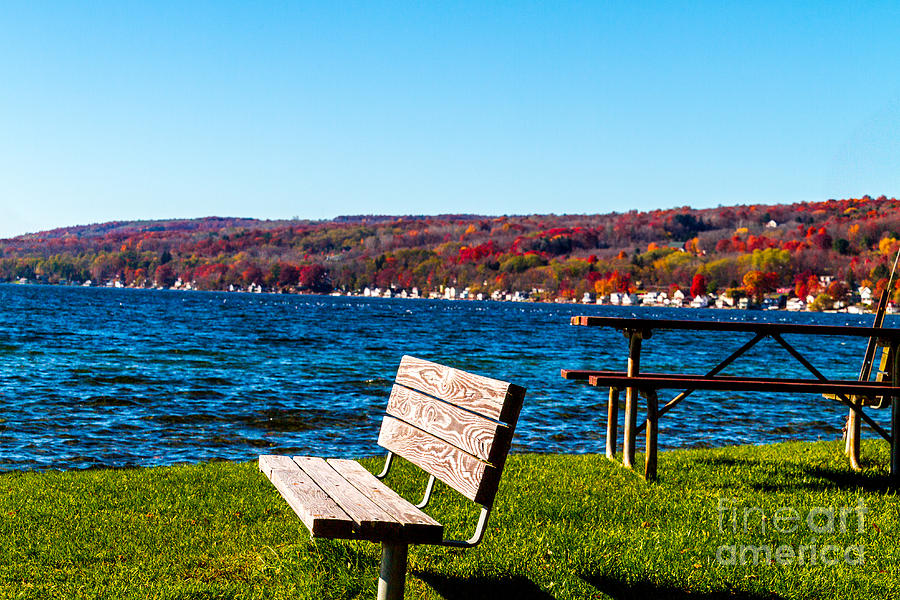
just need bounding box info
[386,384,511,464]
[571,316,900,341]
[586,373,900,395]
[258,455,354,539]
[292,456,402,541]
[259,454,302,477]
[561,369,595,380]
[622,333,642,469]
[606,387,619,460]
[586,370,899,387]
[327,458,444,544]
[394,356,525,425]
[891,343,900,485]
[644,390,658,482]
[377,416,501,506]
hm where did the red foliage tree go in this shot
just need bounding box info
[690,273,707,298]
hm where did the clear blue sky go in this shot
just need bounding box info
[1,1,899,238]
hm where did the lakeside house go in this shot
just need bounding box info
[690,294,709,308]
[715,294,735,309]
[608,292,639,306]
[859,286,873,306]
[786,297,805,311]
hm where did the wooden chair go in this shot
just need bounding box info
[259,355,526,600]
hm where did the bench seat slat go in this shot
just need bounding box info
[395,356,525,424]
[387,384,512,464]
[258,455,354,539]
[292,456,403,541]
[378,415,501,506]
[327,458,444,544]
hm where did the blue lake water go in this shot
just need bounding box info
[0,284,893,471]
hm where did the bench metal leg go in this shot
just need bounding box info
[415,475,436,509]
[645,390,658,482]
[377,543,408,600]
[606,387,620,460]
[375,452,394,479]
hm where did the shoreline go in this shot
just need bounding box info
[2,280,885,315]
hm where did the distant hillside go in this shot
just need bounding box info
[15,217,284,241]
[2,196,900,306]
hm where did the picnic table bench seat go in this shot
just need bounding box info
[260,355,526,600]
[561,369,900,396]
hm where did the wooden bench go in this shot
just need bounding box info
[260,355,526,600]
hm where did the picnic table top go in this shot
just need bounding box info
[570,315,900,340]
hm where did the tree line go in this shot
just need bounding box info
[2,196,899,305]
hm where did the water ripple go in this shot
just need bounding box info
[0,283,891,471]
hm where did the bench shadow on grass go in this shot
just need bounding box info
[581,574,786,600]
[416,572,554,600]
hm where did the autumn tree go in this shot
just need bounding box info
[690,273,707,298]
[154,263,177,288]
[742,270,777,302]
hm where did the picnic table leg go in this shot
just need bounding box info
[645,389,658,481]
[892,343,900,486]
[846,402,862,470]
[377,543,408,600]
[622,331,643,469]
[893,397,899,486]
[606,387,620,460]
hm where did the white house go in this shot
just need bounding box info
[786,297,805,311]
[858,286,873,306]
[641,291,659,306]
[620,293,637,306]
[716,294,735,308]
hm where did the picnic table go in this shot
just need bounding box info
[561,316,900,484]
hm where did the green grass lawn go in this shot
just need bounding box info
[2,440,898,599]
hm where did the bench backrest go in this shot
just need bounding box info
[377,355,526,508]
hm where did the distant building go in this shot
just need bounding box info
[620,293,637,306]
[786,297,805,311]
[640,291,658,306]
[858,286,873,306]
[716,294,735,308]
